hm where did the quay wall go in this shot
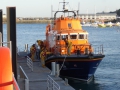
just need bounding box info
[3,18,116,24]
[3,18,53,24]
[16,20,53,24]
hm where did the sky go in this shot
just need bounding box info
[0,0,120,17]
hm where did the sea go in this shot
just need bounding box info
[3,24,120,90]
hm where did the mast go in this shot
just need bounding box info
[51,5,53,19]
[94,5,96,22]
[77,2,80,16]
[63,0,65,10]
[59,0,69,16]
[54,0,76,20]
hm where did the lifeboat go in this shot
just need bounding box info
[44,0,105,81]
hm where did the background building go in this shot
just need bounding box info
[79,12,116,22]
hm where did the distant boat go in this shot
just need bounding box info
[98,21,106,28]
[105,22,113,27]
[114,22,120,26]
[98,24,106,28]
[81,22,91,27]
[81,23,91,27]
[91,22,98,27]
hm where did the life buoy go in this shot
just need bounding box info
[0,47,13,90]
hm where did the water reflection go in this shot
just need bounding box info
[68,77,101,90]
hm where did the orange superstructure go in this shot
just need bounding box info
[45,16,93,55]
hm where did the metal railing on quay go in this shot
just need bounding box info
[27,56,33,71]
[19,66,29,90]
[47,75,60,90]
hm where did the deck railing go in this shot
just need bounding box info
[27,56,33,71]
[47,75,60,90]
[94,45,104,54]
[54,44,104,55]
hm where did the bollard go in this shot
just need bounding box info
[24,44,28,52]
[25,79,29,90]
[51,62,56,75]
[56,63,60,77]
[65,78,68,86]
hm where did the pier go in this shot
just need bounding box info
[0,6,75,90]
[17,51,75,90]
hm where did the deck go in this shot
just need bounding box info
[17,51,75,90]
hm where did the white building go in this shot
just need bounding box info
[79,12,116,21]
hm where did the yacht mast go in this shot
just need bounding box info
[94,5,96,22]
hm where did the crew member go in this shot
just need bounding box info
[67,41,72,55]
[40,48,52,68]
[35,42,40,60]
[36,40,45,59]
[30,44,36,61]
[37,40,44,51]
[40,49,46,68]
[64,38,72,55]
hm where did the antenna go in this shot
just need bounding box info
[63,0,65,10]
[77,2,80,15]
[94,5,96,21]
[51,5,53,26]
[59,0,69,11]
[51,5,53,18]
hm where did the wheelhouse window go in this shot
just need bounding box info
[70,34,77,39]
[68,23,72,28]
[79,34,84,39]
[56,35,60,40]
[61,35,68,40]
[85,34,88,39]
[78,34,88,39]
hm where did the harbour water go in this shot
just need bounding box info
[3,24,120,90]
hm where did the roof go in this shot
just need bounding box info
[79,13,116,16]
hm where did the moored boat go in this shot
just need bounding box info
[105,22,113,27]
[43,0,105,81]
[98,23,106,28]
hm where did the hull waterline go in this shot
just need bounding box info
[45,54,105,81]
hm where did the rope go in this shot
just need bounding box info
[59,45,69,72]
[59,55,67,72]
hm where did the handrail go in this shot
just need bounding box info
[55,44,104,55]
[19,66,29,79]
[19,66,29,90]
[27,56,33,71]
[47,75,60,90]
[93,44,104,54]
